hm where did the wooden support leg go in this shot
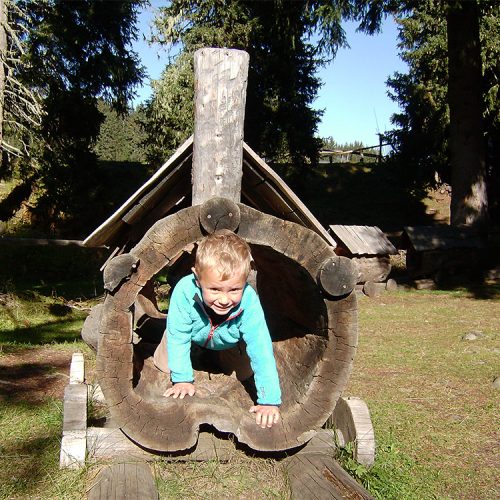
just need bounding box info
[328,397,376,467]
[60,352,87,469]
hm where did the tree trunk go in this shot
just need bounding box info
[96,199,358,453]
[0,0,6,150]
[192,48,249,205]
[447,0,488,226]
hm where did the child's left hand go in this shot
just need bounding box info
[249,405,280,428]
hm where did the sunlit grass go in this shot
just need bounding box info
[154,455,289,499]
[345,290,500,499]
[0,401,87,499]
[0,290,91,346]
[1,248,499,498]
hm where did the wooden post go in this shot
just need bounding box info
[191,48,249,205]
[0,0,7,150]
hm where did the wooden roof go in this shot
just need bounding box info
[403,225,484,252]
[84,136,336,248]
[328,225,397,256]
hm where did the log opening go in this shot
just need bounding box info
[97,199,358,452]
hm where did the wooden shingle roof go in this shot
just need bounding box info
[328,225,397,256]
[403,225,483,252]
[84,136,336,248]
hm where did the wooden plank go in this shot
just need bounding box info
[330,397,376,467]
[122,154,192,225]
[241,159,305,226]
[244,142,337,247]
[329,225,397,256]
[69,352,85,384]
[87,427,237,462]
[87,462,158,500]
[0,238,87,247]
[286,452,374,499]
[62,384,87,433]
[60,432,86,470]
[192,48,249,205]
[83,135,194,247]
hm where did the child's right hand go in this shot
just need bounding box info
[164,382,196,399]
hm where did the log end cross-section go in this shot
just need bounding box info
[96,198,358,452]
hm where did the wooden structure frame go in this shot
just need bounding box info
[73,51,377,499]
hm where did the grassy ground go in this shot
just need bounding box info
[1,263,498,498]
[346,289,499,499]
[1,164,498,498]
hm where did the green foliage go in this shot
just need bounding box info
[143,51,195,165]
[145,0,356,181]
[386,1,499,216]
[94,101,147,163]
[386,3,450,186]
[7,0,146,234]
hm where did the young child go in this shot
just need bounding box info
[153,229,281,429]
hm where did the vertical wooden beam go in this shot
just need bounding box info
[192,48,249,205]
[60,352,87,469]
[0,0,7,149]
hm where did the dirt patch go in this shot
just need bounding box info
[0,347,73,403]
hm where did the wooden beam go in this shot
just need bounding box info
[87,462,158,500]
[192,48,249,205]
[60,352,87,469]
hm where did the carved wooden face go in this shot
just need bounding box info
[193,266,246,316]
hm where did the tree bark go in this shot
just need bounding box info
[0,0,6,150]
[192,48,249,205]
[447,0,488,226]
[96,200,358,453]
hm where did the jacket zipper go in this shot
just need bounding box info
[203,309,243,348]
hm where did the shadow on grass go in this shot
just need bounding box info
[0,400,70,498]
[277,161,439,233]
[0,317,83,345]
[438,281,500,300]
[0,356,71,403]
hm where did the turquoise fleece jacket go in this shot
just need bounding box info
[166,273,281,405]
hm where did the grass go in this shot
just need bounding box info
[1,167,498,498]
[154,456,289,499]
[344,289,500,499]
[0,401,88,500]
[2,278,498,498]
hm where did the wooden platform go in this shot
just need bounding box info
[287,453,374,500]
[62,353,376,499]
[87,462,158,500]
[286,430,374,499]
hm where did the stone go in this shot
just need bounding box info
[462,331,484,341]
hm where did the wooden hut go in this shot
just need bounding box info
[328,225,397,284]
[82,48,360,455]
[402,225,484,281]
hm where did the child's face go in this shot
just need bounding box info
[194,266,246,316]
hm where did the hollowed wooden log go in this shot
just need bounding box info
[97,200,358,452]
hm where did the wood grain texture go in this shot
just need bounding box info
[329,225,397,256]
[199,197,240,233]
[287,451,374,499]
[96,200,358,453]
[87,463,158,500]
[318,255,359,297]
[352,256,391,284]
[192,48,249,205]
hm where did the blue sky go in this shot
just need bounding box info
[132,5,407,148]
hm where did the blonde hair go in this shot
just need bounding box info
[195,230,252,280]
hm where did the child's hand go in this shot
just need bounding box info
[249,405,280,428]
[164,382,196,399]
